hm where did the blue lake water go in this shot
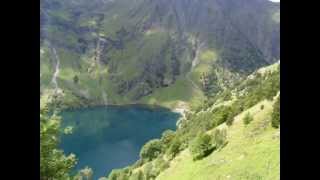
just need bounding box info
[59,105,180,179]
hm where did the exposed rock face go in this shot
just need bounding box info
[40,0,279,105]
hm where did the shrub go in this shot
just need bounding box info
[243,112,253,125]
[221,90,232,101]
[226,115,234,126]
[193,104,203,113]
[131,159,144,169]
[153,157,169,176]
[225,106,238,126]
[212,129,227,149]
[271,96,280,128]
[244,94,260,109]
[108,169,122,180]
[100,166,132,180]
[212,106,232,126]
[118,171,130,180]
[73,75,79,84]
[190,133,215,161]
[226,100,245,126]
[40,101,77,180]
[140,139,163,161]
[168,138,182,158]
[161,130,175,147]
[129,170,144,180]
[144,163,156,180]
[260,104,264,110]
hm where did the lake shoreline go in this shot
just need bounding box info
[60,103,178,114]
[59,104,180,179]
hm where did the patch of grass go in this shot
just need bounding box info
[140,76,205,108]
[188,49,219,88]
[199,50,217,63]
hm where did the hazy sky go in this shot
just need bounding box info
[269,0,280,2]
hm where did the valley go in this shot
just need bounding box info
[40,0,279,110]
[40,0,280,180]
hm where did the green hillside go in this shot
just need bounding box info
[40,0,280,109]
[103,63,280,180]
[40,1,280,179]
[157,99,279,180]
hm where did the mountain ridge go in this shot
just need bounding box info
[40,0,279,109]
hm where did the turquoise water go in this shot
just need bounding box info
[59,105,180,179]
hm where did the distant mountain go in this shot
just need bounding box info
[40,0,280,109]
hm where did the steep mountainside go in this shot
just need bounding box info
[105,62,280,180]
[40,0,279,109]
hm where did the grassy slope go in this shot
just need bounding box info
[189,49,218,86]
[41,2,227,109]
[138,49,221,109]
[41,3,244,109]
[139,76,205,109]
[156,98,280,180]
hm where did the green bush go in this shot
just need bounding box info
[226,100,245,126]
[108,169,121,180]
[221,90,232,101]
[161,130,175,147]
[239,68,279,110]
[140,139,163,161]
[108,168,131,180]
[153,157,169,176]
[40,99,77,180]
[212,129,227,149]
[131,159,144,169]
[168,138,182,158]
[271,96,280,128]
[225,106,238,126]
[159,160,169,172]
[226,115,235,126]
[129,170,144,180]
[144,163,156,180]
[73,75,79,84]
[190,133,215,161]
[243,112,253,125]
[212,106,232,127]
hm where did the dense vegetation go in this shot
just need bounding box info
[190,133,214,160]
[102,63,280,180]
[40,95,94,180]
[243,113,254,125]
[40,97,77,180]
[40,63,279,180]
[40,0,279,179]
[140,139,163,162]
